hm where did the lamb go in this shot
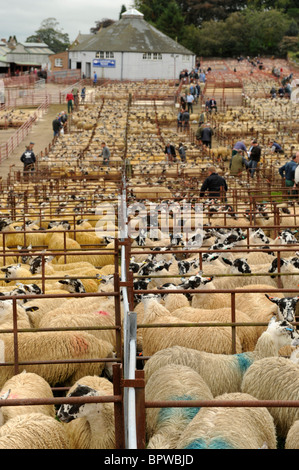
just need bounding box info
[57,375,115,449]
[141,296,243,356]
[0,331,115,388]
[145,364,214,449]
[0,413,70,449]
[175,392,276,449]
[0,371,55,422]
[143,317,299,397]
[241,354,299,439]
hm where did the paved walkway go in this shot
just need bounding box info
[0,103,65,179]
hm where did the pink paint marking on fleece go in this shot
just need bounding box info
[95,310,109,316]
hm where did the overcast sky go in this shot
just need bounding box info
[0,0,134,43]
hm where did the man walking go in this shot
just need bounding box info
[198,123,214,149]
[279,154,298,197]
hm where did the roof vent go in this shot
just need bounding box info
[121,8,144,18]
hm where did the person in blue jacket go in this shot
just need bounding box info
[279,154,298,197]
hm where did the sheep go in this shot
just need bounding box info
[143,317,299,397]
[57,375,115,449]
[268,257,299,297]
[141,296,243,356]
[175,392,276,450]
[285,420,299,449]
[0,371,55,422]
[145,364,214,449]
[170,305,258,352]
[241,354,299,440]
[0,413,70,449]
[0,331,115,388]
[38,307,117,348]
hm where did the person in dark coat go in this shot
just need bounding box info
[200,166,228,199]
[20,142,36,180]
[52,115,62,137]
[247,139,261,178]
[198,123,214,148]
[164,143,176,164]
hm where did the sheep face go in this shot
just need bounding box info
[57,385,99,423]
[268,258,288,277]
[58,279,86,293]
[266,317,299,348]
[221,257,251,274]
[278,229,298,245]
[265,294,299,322]
[251,228,270,244]
[1,264,22,281]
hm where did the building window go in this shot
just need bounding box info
[55,58,63,67]
[96,51,105,58]
[142,52,162,60]
[105,51,114,58]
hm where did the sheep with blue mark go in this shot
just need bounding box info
[175,392,277,449]
[145,364,213,449]
[143,317,299,397]
[241,340,299,440]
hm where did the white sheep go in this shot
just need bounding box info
[170,305,258,352]
[285,420,299,449]
[241,355,299,440]
[0,370,55,422]
[0,331,115,388]
[0,413,70,449]
[57,375,115,449]
[145,364,214,449]
[143,317,299,397]
[141,297,243,357]
[175,392,277,449]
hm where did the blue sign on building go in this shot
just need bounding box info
[93,59,116,68]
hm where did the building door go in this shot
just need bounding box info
[85,62,91,78]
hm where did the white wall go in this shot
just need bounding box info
[69,51,195,80]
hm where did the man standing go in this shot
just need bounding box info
[164,143,176,164]
[66,91,74,114]
[181,108,190,131]
[52,115,62,138]
[247,139,261,178]
[200,166,227,199]
[93,72,97,87]
[186,92,194,114]
[279,154,298,196]
[100,142,110,166]
[20,142,36,180]
[72,86,79,108]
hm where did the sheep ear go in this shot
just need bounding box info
[24,306,39,312]
[58,280,68,285]
[203,276,214,284]
[222,257,232,265]
[0,390,10,401]
[265,294,280,304]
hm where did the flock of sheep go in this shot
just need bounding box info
[0,61,298,449]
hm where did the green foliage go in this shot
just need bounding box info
[155,2,185,41]
[176,0,248,26]
[119,4,127,19]
[26,18,70,53]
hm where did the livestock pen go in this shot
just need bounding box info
[0,70,298,449]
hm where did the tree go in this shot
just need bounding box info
[155,1,185,41]
[26,18,70,53]
[90,19,115,34]
[175,0,248,26]
[119,4,127,19]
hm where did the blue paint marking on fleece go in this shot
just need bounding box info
[235,353,253,373]
[158,395,200,425]
[184,438,235,449]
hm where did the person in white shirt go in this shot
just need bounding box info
[186,93,194,114]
